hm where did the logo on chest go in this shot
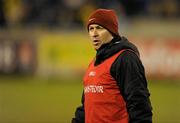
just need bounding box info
[88,71,96,77]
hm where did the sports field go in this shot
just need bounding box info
[0,76,179,123]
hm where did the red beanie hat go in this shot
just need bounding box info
[87,9,119,36]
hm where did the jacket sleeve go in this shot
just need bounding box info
[72,92,85,123]
[110,50,153,123]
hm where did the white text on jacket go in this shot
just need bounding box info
[84,85,103,93]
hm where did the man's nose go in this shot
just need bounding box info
[92,29,98,37]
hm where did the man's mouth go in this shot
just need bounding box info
[93,40,100,46]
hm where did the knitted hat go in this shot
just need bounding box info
[87,9,119,36]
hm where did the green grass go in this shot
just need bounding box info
[0,77,179,123]
[149,80,180,123]
[0,76,83,123]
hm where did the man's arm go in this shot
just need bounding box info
[111,50,153,123]
[72,92,85,123]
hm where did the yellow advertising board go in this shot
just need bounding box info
[37,32,95,75]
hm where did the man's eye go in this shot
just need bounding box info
[89,27,94,31]
[96,26,103,29]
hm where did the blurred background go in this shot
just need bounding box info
[0,0,180,123]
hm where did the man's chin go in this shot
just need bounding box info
[94,46,101,50]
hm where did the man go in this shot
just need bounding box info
[72,9,152,123]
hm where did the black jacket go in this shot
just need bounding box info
[72,36,152,123]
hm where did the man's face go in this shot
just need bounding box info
[88,24,113,50]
